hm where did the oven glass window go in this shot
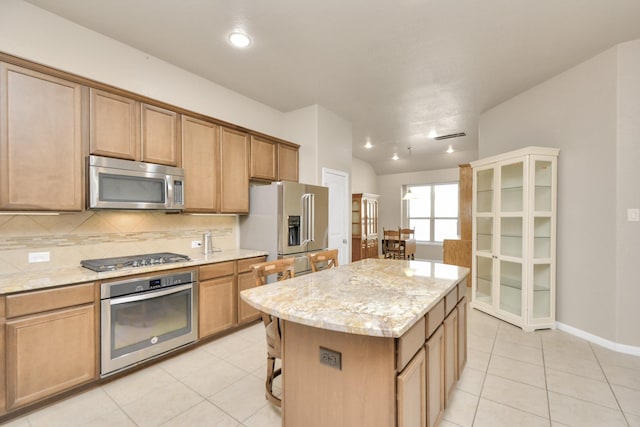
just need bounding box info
[110,288,191,358]
[100,173,166,203]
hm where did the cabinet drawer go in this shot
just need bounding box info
[445,288,458,316]
[425,299,445,339]
[6,283,95,318]
[199,261,235,280]
[237,256,266,273]
[396,316,425,371]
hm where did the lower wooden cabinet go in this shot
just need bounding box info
[237,256,266,324]
[397,348,426,427]
[5,304,96,410]
[457,297,467,376]
[443,308,458,406]
[426,325,445,427]
[198,261,236,339]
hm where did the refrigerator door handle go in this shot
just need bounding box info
[301,194,311,247]
[309,193,315,242]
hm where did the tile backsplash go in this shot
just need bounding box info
[0,211,237,274]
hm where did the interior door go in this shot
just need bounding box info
[322,168,350,265]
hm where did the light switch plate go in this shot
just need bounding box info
[628,208,640,222]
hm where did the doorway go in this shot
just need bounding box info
[322,168,350,265]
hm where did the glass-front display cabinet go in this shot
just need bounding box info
[471,147,558,331]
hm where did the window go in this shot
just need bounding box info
[404,183,459,243]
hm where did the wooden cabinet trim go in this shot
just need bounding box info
[6,283,95,319]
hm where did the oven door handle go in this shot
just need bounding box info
[109,283,192,305]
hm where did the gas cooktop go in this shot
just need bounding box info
[80,252,190,272]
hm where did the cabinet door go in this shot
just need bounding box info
[0,63,83,211]
[397,347,426,427]
[443,309,458,406]
[473,166,495,308]
[278,143,299,182]
[199,276,236,338]
[90,88,138,160]
[457,297,467,376]
[237,270,261,324]
[220,127,249,213]
[425,325,444,427]
[250,135,277,181]
[182,115,220,212]
[141,103,180,166]
[5,304,96,409]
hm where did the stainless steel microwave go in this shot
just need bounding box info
[88,155,184,211]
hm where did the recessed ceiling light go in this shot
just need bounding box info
[229,32,251,48]
[392,152,399,160]
[364,140,373,149]
[428,130,438,139]
[446,145,454,154]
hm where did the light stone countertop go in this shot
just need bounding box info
[0,249,268,295]
[241,258,470,338]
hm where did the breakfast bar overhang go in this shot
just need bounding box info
[242,258,470,427]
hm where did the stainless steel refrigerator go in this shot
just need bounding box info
[239,181,329,276]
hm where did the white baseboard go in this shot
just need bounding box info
[556,322,640,356]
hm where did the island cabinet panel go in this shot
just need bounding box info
[397,348,426,427]
[283,321,396,427]
[219,126,250,213]
[199,261,236,338]
[89,88,139,160]
[425,325,445,427]
[443,309,458,406]
[140,103,180,167]
[181,115,220,212]
[0,63,83,211]
[277,143,299,182]
[250,135,277,181]
[237,256,266,324]
[5,304,96,410]
[0,296,5,415]
[457,297,468,376]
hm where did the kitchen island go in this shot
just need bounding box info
[241,258,470,427]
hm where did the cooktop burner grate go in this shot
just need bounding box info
[80,252,190,272]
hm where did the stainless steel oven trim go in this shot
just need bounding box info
[100,281,198,377]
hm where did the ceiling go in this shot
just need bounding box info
[24,0,640,174]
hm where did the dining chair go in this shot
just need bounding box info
[251,258,295,407]
[307,249,339,272]
[383,227,402,259]
[399,227,416,259]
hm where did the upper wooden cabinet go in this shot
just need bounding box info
[250,135,277,181]
[89,89,180,167]
[0,63,83,211]
[250,135,299,182]
[278,142,299,182]
[181,115,220,212]
[220,126,250,213]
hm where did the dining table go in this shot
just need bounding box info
[382,237,416,259]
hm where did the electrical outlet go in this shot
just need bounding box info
[191,240,202,248]
[28,252,50,263]
[319,347,342,370]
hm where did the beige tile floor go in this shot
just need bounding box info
[2,306,640,427]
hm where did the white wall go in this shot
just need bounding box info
[377,168,459,261]
[479,46,630,344]
[615,40,640,347]
[0,0,284,138]
[283,105,319,185]
[351,158,378,194]
[317,105,353,184]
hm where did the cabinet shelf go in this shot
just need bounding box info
[472,147,558,330]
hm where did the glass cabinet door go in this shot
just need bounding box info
[475,255,493,306]
[476,168,494,213]
[499,260,522,316]
[531,159,554,321]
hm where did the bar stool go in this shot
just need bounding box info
[307,249,339,272]
[251,258,295,407]
[399,227,415,259]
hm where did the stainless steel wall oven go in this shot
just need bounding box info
[100,270,198,377]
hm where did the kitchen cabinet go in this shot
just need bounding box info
[471,146,558,331]
[250,135,300,182]
[199,262,236,338]
[89,89,180,166]
[278,142,299,182]
[0,296,5,415]
[425,325,444,427]
[397,348,426,427]
[237,256,266,324]
[220,126,250,213]
[4,283,97,410]
[443,307,458,406]
[457,296,467,376]
[352,193,379,261]
[181,115,220,212]
[250,135,277,181]
[0,62,83,211]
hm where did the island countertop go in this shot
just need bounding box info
[240,258,469,338]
